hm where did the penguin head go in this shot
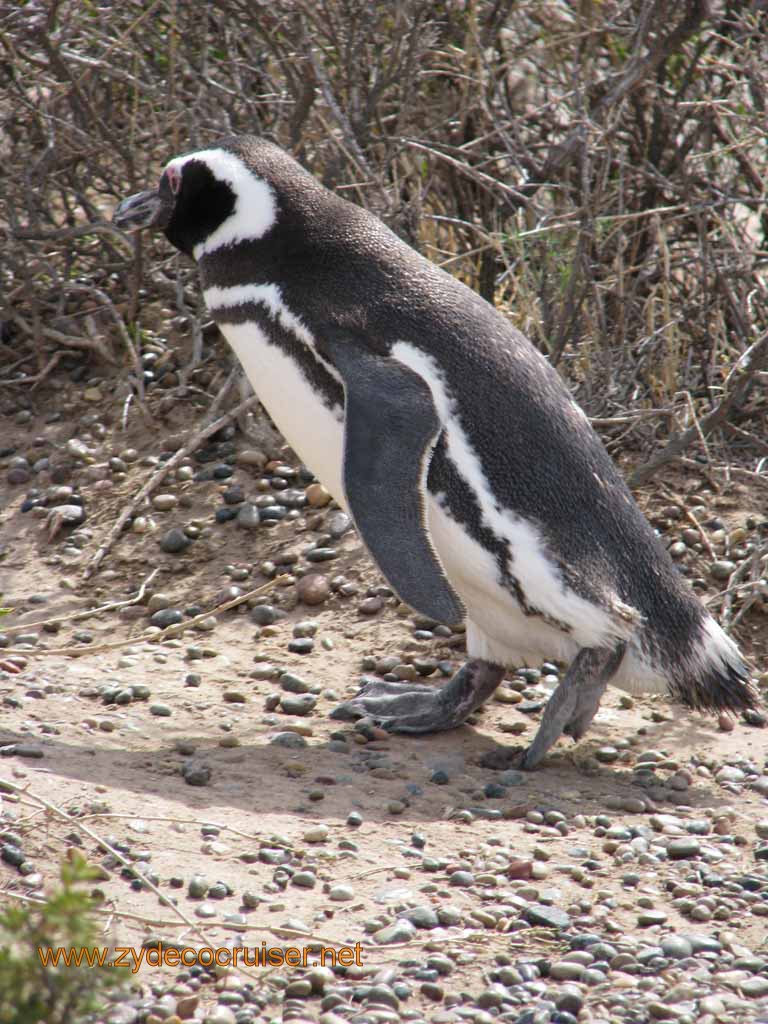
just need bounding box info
[113,136,319,259]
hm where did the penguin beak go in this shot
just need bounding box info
[113,189,171,231]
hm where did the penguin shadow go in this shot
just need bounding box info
[463,697,764,812]
[0,698,751,824]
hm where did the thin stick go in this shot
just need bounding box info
[0,578,280,658]
[659,484,715,559]
[720,540,768,630]
[84,394,260,579]
[0,887,384,955]
[0,779,215,950]
[629,331,768,488]
[0,569,159,635]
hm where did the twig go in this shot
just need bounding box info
[0,578,280,658]
[0,569,159,635]
[589,408,672,427]
[12,312,114,364]
[403,138,530,209]
[304,42,390,212]
[84,394,260,579]
[0,779,216,951]
[628,331,768,488]
[719,540,768,630]
[0,888,379,954]
[66,282,146,402]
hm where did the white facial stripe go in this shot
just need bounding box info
[203,282,343,389]
[164,148,277,258]
[391,341,636,647]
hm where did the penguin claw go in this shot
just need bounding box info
[478,745,529,771]
[330,679,438,725]
[330,680,456,734]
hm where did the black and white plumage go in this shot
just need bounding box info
[113,136,756,768]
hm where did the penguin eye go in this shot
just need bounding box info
[166,165,182,195]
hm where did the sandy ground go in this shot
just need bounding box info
[1,377,767,1019]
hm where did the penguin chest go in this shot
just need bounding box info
[219,320,347,503]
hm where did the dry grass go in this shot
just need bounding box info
[1,0,766,476]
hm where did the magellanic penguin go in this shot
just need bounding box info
[113,136,756,769]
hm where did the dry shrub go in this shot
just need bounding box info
[1,0,766,469]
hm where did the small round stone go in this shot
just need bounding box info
[710,559,736,579]
[666,838,701,860]
[160,528,191,554]
[660,935,693,959]
[150,608,184,628]
[303,824,329,842]
[329,884,354,901]
[270,732,307,749]
[549,961,585,981]
[305,483,331,507]
[152,493,178,511]
[279,694,317,716]
[372,920,416,945]
[296,574,331,606]
[637,909,668,926]
[288,638,314,655]
[525,904,571,929]
[236,503,261,529]
[595,745,619,764]
[291,870,316,888]
[182,762,211,786]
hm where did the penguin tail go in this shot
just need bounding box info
[669,615,758,714]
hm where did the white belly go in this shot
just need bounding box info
[220,321,346,504]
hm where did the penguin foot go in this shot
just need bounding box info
[331,659,505,735]
[521,643,627,769]
[478,745,528,771]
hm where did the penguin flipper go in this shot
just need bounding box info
[322,335,465,625]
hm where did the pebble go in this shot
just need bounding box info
[159,528,191,554]
[400,906,439,929]
[303,824,329,842]
[638,909,668,926]
[288,638,314,655]
[236,503,261,529]
[280,694,317,715]
[291,870,316,888]
[236,449,267,468]
[710,559,736,579]
[666,838,701,860]
[270,732,307,749]
[373,920,416,944]
[305,483,331,507]
[152,493,178,511]
[305,546,338,562]
[181,761,211,786]
[741,977,768,997]
[661,935,693,958]
[150,608,183,628]
[525,905,570,929]
[595,745,619,763]
[297,574,331,606]
[550,961,585,981]
[328,511,352,537]
[250,604,282,625]
[329,884,354,901]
